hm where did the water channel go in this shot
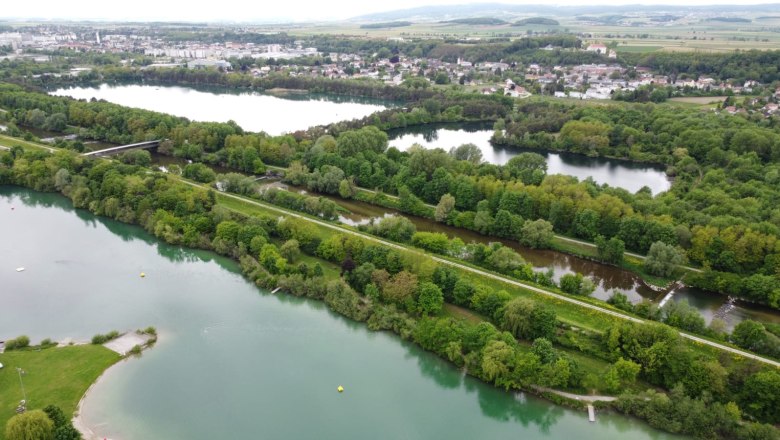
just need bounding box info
[0,187,683,440]
[296,187,780,331]
[50,83,389,136]
[388,123,672,194]
[44,83,774,329]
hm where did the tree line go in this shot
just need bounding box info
[1,147,778,439]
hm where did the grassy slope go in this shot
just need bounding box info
[0,345,120,439]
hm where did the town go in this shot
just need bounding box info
[2,25,780,116]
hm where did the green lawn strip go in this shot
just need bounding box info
[442,303,487,324]
[0,134,54,153]
[0,345,120,439]
[216,187,629,332]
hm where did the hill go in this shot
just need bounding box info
[513,17,559,26]
[360,21,413,29]
[442,17,508,25]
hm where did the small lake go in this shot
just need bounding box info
[388,124,672,194]
[0,186,684,440]
[50,84,389,136]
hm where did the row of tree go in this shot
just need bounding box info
[1,148,777,437]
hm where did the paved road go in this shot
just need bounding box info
[182,180,780,369]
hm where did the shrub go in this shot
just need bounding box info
[4,335,30,351]
[91,330,120,345]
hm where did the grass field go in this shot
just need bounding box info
[669,96,730,105]
[615,45,663,53]
[0,345,120,439]
[0,134,55,153]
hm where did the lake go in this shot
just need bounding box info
[0,186,683,440]
[388,124,672,194]
[50,84,389,136]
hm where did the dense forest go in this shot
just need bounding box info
[1,146,779,440]
[1,82,779,309]
[624,50,780,83]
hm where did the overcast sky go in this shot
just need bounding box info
[1,0,777,23]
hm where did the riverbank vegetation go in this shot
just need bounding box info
[1,147,778,439]
[2,80,780,312]
[0,343,120,440]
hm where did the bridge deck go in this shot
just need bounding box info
[83,140,161,157]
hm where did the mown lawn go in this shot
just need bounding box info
[0,345,120,439]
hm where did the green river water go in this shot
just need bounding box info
[0,187,683,439]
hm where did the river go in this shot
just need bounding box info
[43,82,771,329]
[50,84,389,136]
[0,187,684,440]
[293,187,780,331]
[388,123,672,194]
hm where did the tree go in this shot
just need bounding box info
[486,246,525,272]
[42,405,79,440]
[183,163,216,183]
[499,298,556,340]
[348,262,375,292]
[280,239,301,263]
[532,337,557,364]
[506,153,547,185]
[382,271,418,309]
[5,410,54,440]
[613,357,641,387]
[449,143,483,165]
[741,370,780,424]
[644,241,685,278]
[417,282,444,315]
[519,219,554,249]
[481,340,514,385]
[731,319,768,351]
[338,179,355,199]
[372,215,416,242]
[595,235,625,264]
[559,273,595,296]
[434,193,456,222]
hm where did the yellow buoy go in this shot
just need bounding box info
[337,385,344,393]
[140,272,146,278]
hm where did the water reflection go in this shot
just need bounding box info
[1,186,686,439]
[388,123,671,194]
[50,84,389,135]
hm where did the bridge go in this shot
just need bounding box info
[82,140,162,157]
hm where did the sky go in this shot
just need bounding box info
[1,0,777,23]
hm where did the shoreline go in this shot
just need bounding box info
[72,331,158,440]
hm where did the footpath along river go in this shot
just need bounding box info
[0,187,684,439]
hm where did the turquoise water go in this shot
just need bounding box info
[0,187,682,440]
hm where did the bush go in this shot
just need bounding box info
[644,241,685,278]
[128,344,143,356]
[4,335,30,351]
[4,410,53,440]
[91,330,120,345]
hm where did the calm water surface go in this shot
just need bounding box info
[388,124,672,194]
[0,187,683,440]
[300,189,780,331]
[50,84,388,136]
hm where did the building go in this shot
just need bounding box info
[187,59,232,70]
[586,43,608,55]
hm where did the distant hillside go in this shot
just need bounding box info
[513,17,559,26]
[351,3,780,22]
[360,21,413,29]
[576,15,627,24]
[649,14,681,22]
[442,17,507,25]
[706,17,751,23]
